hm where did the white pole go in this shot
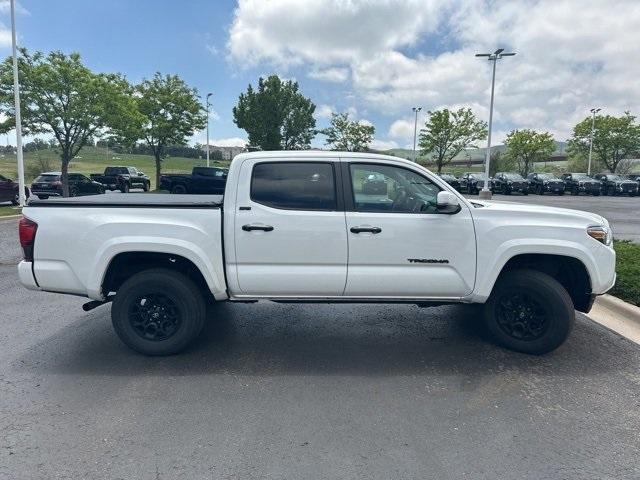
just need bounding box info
[481,56,497,198]
[588,109,596,176]
[206,93,212,167]
[10,0,25,207]
[412,108,419,162]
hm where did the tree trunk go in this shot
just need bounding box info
[60,152,70,197]
[155,153,162,190]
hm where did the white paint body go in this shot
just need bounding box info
[18,151,616,305]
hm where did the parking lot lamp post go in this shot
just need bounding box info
[206,93,212,167]
[10,0,25,207]
[475,48,516,199]
[412,106,422,162]
[588,107,601,176]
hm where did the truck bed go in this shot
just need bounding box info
[27,193,224,208]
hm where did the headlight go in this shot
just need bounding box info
[587,226,612,245]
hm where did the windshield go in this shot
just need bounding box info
[471,173,488,180]
[538,174,558,180]
[34,174,60,183]
[572,173,588,179]
[105,167,129,175]
[503,173,524,180]
[607,175,623,181]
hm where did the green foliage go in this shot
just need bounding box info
[488,150,516,176]
[233,75,316,151]
[126,73,207,186]
[0,49,137,196]
[504,129,555,176]
[25,155,53,179]
[321,112,375,152]
[610,240,640,306]
[418,108,487,173]
[567,112,640,173]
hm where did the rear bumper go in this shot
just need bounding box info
[18,261,40,290]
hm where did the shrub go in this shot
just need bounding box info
[610,240,640,306]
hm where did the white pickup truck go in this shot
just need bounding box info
[17,151,616,356]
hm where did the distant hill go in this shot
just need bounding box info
[381,141,568,163]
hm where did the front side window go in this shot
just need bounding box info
[350,163,440,213]
[251,162,336,210]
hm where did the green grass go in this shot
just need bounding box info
[611,240,640,306]
[0,146,230,190]
[0,205,20,217]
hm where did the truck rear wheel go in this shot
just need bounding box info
[111,269,206,355]
[483,269,574,355]
[171,184,187,194]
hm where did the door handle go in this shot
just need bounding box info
[350,226,382,234]
[242,224,274,232]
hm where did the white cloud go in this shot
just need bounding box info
[0,25,10,47]
[315,104,334,119]
[0,1,29,15]
[227,0,640,141]
[206,44,219,56]
[308,67,349,83]
[370,139,399,151]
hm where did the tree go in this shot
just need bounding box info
[127,73,207,187]
[567,112,640,173]
[233,75,316,150]
[0,49,136,196]
[418,108,487,173]
[488,150,516,177]
[321,112,375,151]
[504,129,555,176]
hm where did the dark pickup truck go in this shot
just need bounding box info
[159,166,228,194]
[90,166,150,193]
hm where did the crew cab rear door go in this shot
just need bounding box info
[230,157,347,296]
[343,160,476,298]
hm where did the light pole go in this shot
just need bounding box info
[206,92,212,167]
[588,107,601,176]
[10,0,25,207]
[475,48,516,199]
[412,106,422,162]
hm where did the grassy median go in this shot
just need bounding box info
[611,240,640,306]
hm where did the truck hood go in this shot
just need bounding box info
[468,199,606,226]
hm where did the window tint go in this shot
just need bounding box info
[0,174,6,181]
[350,163,440,214]
[251,162,336,210]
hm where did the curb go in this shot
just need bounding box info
[587,294,640,344]
[0,214,22,222]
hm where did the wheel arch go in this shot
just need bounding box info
[485,253,593,313]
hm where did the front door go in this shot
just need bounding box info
[233,159,348,296]
[344,162,476,298]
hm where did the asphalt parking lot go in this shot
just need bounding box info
[1,214,640,479]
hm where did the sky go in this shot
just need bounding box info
[0,0,639,150]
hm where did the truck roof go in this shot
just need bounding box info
[233,150,409,163]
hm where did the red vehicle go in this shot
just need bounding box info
[0,174,29,205]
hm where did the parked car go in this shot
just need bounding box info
[31,172,105,199]
[159,166,228,194]
[626,174,640,187]
[0,174,29,205]
[459,172,493,194]
[437,173,460,191]
[18,151,615,356]
[527,173,565,195]
[90,166,150,193]
[593,173,639,196]
[492,172,529,195]
[560,173,602,196]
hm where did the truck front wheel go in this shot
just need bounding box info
[483,269,574,355]
[111,269,206,355]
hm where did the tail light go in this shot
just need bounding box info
[19,217,38,261]
[52,181,62,187]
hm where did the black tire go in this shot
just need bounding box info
[69,187,78,197]
[120,183,130,193]
[11,192,18,206]
[571,186,578,196]
[593,191,600,196]
[523,190,528,196]
[111,269,206,355]
[558,190,564,196]
[37,194,48,200]
[171,184,187,194]
[143,182,150,192]
[607,186,615,196]
[483,269,574,355]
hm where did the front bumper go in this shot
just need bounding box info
[31,190,61,197]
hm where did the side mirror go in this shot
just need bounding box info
[436,191,461,214]
[138,172,145,176]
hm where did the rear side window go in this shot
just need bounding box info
[251,162,336,210]
[105,167,128,175]
[35,174,60,183]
